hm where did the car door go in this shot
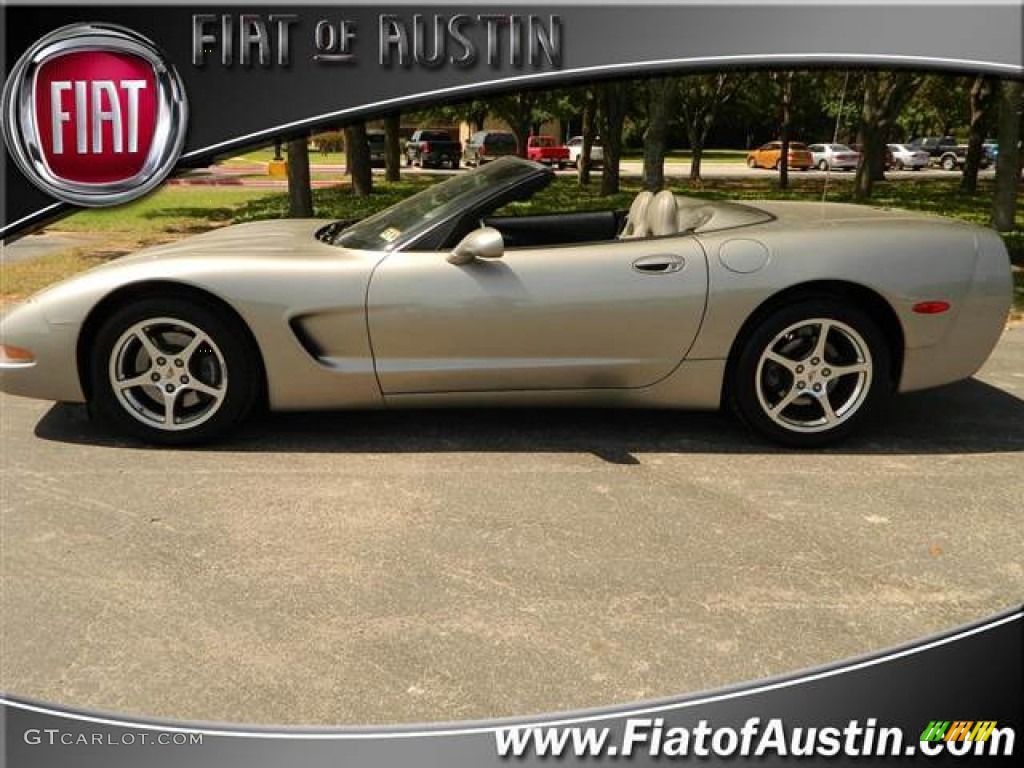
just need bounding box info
[366,236,709,394]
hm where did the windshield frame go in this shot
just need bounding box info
[324,156,553,253]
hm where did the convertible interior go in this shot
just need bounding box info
[481,189,767,249]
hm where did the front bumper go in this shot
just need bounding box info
[0,301,85,403]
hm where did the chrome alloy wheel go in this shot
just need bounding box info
[754,318,872,434]
[107,317,228,431]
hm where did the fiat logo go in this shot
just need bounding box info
[2,23,188,207]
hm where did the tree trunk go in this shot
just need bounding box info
[599,82,629,196]
[854,76,882,200]
[345,122,373,197]
[383,114,401,183]
[690,144,704,181]
[642,78,671,191]
[578,89,597,187]
[778,72,794,190]
[855,72,925,200]
[677,73,744,182]
[961,75,995,193]
[286,137,313,217]
[992,78,1023,232]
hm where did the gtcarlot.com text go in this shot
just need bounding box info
[23,729,203,747]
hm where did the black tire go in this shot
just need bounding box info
[747,157,757,169]
[941,155,957,171]
[895,160,905,171]
[729,299,892,448]
[817,159,829,171]
[404,152,413,167]
[774,159,782,171]
[89,296,261,445]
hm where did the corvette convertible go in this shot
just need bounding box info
[0,157,1012,447]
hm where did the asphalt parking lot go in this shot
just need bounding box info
[1,327,1022,725]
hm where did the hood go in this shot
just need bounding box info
[112,219,334,265]
[28,218,372,324]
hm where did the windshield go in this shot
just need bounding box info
[328,157,543,251]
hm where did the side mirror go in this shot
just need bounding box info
[448,227,504,265]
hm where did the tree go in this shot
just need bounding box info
[854,71,925,200]
[677,73,745,181]
[771,71,796,190]
[577,87,598,187]
[415,99,489,134]
[899,75,971,139]
[598,81,630,196]
[992,78,1022,232]
[383,114,402,182]
[344,121,373,197]
[490,92,539,158]
[286,136,313,217]
[961,75,996,193]
[641,77,674,191]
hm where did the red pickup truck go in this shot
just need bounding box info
[526,136,570,169]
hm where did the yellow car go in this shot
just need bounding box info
[746,142,814,170]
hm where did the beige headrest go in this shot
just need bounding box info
[619,190,654,239]
[647,190,679,237]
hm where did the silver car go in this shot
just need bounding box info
[807,143,861,171]
[0,157,1011,447]
[887,143,932,171]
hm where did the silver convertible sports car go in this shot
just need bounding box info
[0,157,1012,447]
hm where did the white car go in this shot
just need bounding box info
[566,136,603,167]
[887,144,931,171]
[807,143,860,171]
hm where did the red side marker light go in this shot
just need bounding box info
[912,301,951,315]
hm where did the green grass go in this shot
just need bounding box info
[58,186,281,235]
[4,187,281,299]
[229,149,347,166]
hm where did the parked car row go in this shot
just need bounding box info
[385,130,998,174]
[395,129,606,170]
[746,137,995,173]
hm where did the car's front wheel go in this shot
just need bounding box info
[730,300,891,447]
[90,297,261,445]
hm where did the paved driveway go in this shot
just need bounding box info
[1,328,1021,725]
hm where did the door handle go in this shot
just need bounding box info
[632,254,685,274]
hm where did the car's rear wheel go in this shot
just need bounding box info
[941,155,957,171]
[817,159,829,171]
[747,157,757,168]
[773,159,782,171]
[90,297,261,445]
[730,300,891,447]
